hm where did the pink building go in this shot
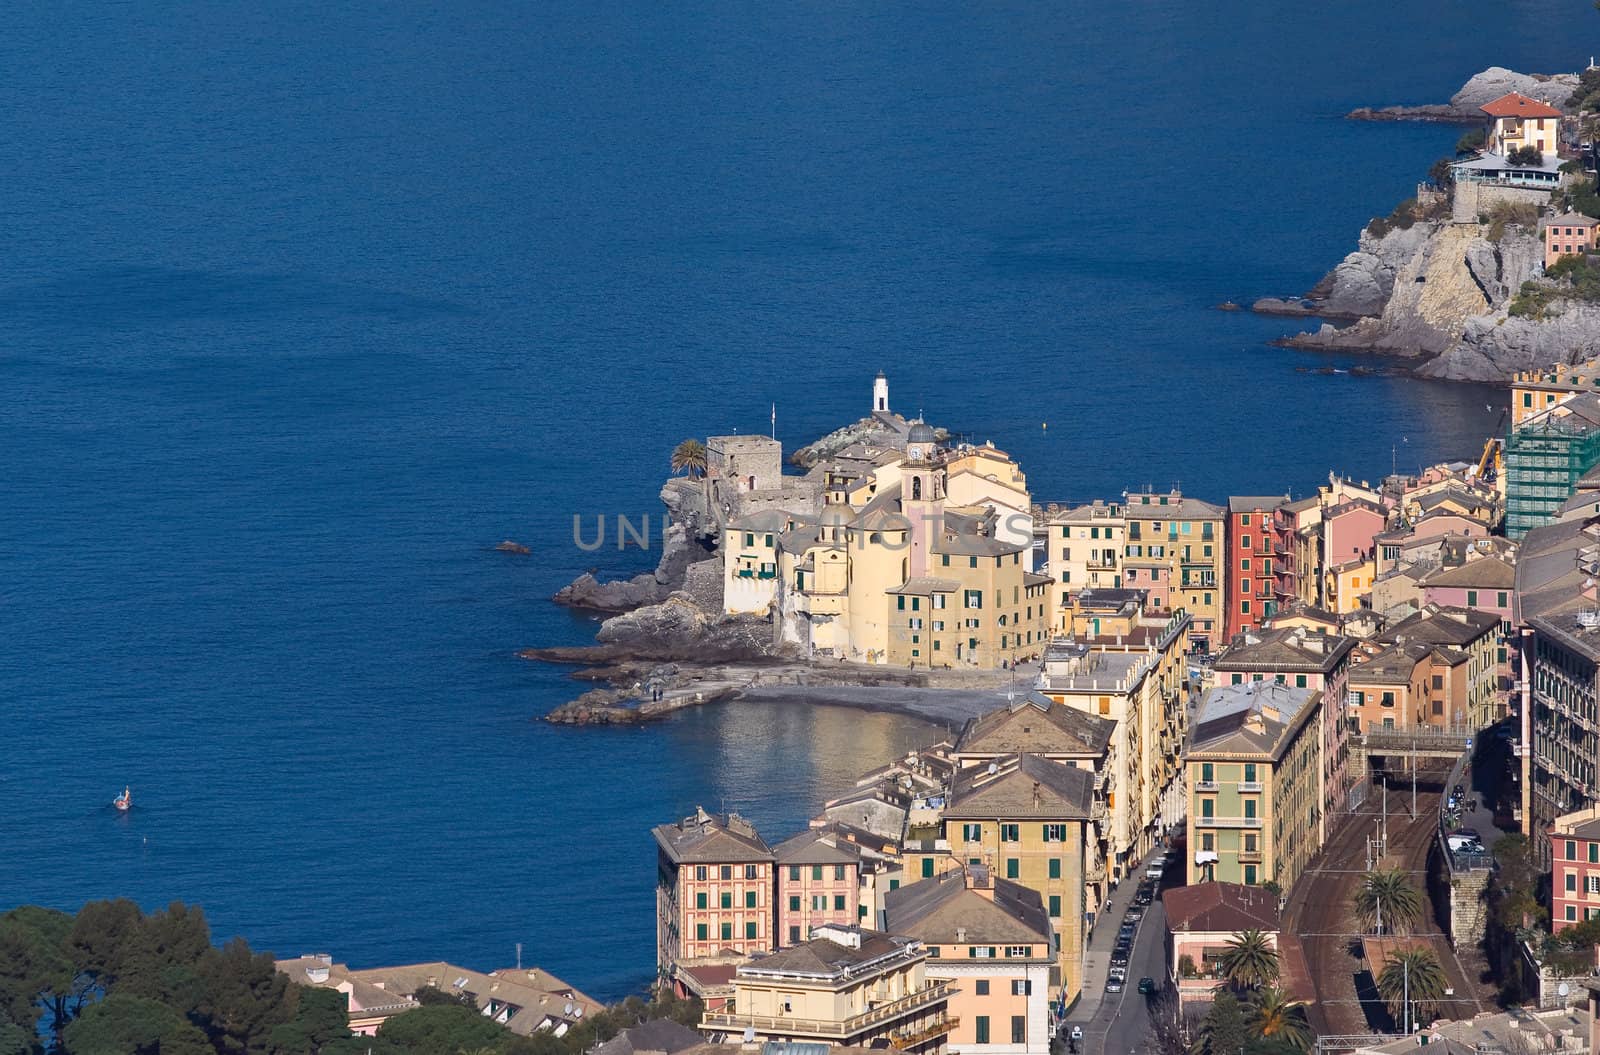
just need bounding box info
[1323,499,1386,568]
[774,828,865,946]
[1552,806,1600,930]
[1545,213,1600,269]
[653,809,776,974]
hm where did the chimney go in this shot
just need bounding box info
[1032,781,1042,808]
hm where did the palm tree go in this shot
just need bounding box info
[1353,868,1423,935]
[1376,948,1447,1031]
[670,438,710,510]
[1246,986,1313,1052]
[1217,928,1279,989]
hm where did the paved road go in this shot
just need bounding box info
[1061,847,1171,1055]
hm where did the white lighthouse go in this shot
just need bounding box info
[873,371,889,414]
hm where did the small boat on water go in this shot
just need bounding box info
[113,786,131,812]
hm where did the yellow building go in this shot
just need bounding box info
[1048,492,1223,652]
[768,426,1049,669]
[1511,359,1600,427]
[900,755,1094,1008]
[885,868,1055,1055]
[1036,612,1193,879]
[700,925,955,1053]
[1329,556,1375,614]
[1185,683,1324,894]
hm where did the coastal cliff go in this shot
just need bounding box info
[553,478,715,611]
[1259,66,1600,382]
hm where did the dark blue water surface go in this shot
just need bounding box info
[1,0,1588,999]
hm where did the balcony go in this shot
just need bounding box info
[1087,559,1118,571]
[1237,848,1263,863]
[1237,782,1263,793]
[889,1016,959,1049]
[703,983,955,1040]
[1194,780,1218,792]
[1195,816,1263,829]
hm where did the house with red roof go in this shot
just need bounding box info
[1450,91,1566,192]
[1481,91,1563,157]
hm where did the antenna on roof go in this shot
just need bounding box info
[516,942,523,970]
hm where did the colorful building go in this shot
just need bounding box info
[1225,496,1291,640]
[1160,884,1282,1008]
[1551,805,1600,930]
[1511,359,1600,427]
[1185,683,1324,893]
[653,809,776,975]
[700,925,955,1053]
[1209,625,1355,828]
[1480,91,1563,156]
[776,829,868,946]
[1037,612,1193,880]
[886,867,1055,1055]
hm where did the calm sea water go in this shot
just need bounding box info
[0,0,1588,999]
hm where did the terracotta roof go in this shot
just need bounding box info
[1161,882,1279,932]
[1480,91,1562,119]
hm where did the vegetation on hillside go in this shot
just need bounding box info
[0,900,701,1055]
[1506,145,1544,168]
[1568,66,1600,112]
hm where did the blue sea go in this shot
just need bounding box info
[0,0,1587,1000]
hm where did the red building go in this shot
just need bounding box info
[1552,806,1600,931]
[1225,496,1291,642]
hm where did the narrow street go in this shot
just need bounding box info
[1282,772,1489,1035]
[1061,846,1171,1055]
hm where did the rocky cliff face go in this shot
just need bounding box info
[1425,304,1600,382]
[1277,215,1583,382]
[553,477,718,611]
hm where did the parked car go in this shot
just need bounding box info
[1138,977,1157,994]
[1145,862,1165,880]
[1109,966,1127,980]
[1125,907,1145,922]
[1133,889,1153,906]
[1111,951,1129,967]
[1105,977,1123,993]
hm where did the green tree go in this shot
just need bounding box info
[0,1014,28,1055]
[1456,128,1486,155]
[1218,929,1279,990]
[192,936,294,1054]
[0,906,82,1047]
[1376,948,1447,1031]
[62,993,212,1055]
[670,439,707,483]
[1190,989,1249,1055]
[378,1004,511,1055]
[1507,145,1544,168]
[1352,868,1423,935]
[1245,987,1312,1051]
[414,985,478,1007]
[267,985,354,1055]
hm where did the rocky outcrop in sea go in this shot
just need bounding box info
[1346,66,1579,122]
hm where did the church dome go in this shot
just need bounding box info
[907,421,936,444]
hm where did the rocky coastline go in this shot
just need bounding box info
[1345,66,1577,123]
[1257,65,1600,382]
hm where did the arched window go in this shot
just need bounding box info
[912,477,923,500]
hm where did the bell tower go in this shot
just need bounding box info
[873,371,889,414]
